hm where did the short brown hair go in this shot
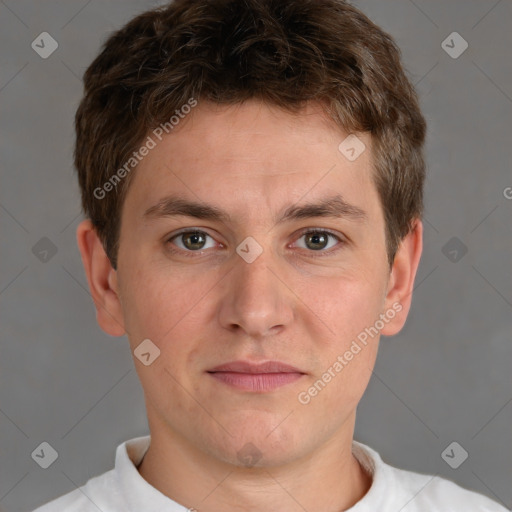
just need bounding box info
[75,0,426,270]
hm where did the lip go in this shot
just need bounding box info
[208,360,305,374]
[207,360,306,392]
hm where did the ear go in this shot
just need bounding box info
[76,219,126,337]
[380,219,423,336]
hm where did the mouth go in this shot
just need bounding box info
[207,360,306,392]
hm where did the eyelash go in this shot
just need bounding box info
[165,228,345,259]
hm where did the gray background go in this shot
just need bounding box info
[1,0,511,510]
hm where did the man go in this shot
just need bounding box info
[33,0,507,510]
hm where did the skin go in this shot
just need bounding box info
[77,100,422,512]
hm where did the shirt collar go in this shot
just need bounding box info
[115,435,190,511]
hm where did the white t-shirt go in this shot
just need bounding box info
[32,435,508,511]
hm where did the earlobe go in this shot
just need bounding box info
[76,219,126,337]
[380,219,423,337]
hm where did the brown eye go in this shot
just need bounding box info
[304,232,329,250]
[292,229,344,256]
[168,230,216,252]
[181,231,207,250]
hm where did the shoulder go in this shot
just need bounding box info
[31,489,91,512]
[352,441,508,512]
[392,465,508,511]
[30,469,118,512]
[30,436,151,511]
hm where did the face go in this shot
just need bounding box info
[81,100,420,468]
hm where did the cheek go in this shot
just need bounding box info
[119,261,214,342]
[119,266,210,409]
[301,269,387,344]
[296,273,385,398]
[296,278,383,414]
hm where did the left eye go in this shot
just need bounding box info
[292,230,342,252]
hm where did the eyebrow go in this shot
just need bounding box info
[143,193,367,225]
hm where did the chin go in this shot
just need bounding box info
[204,420,304,469]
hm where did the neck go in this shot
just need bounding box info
[137,414,372,512]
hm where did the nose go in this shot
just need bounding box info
[217,248,294,338]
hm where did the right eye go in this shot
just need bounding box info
[166,229,219,255]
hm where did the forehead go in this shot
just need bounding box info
[120,100,380,226]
